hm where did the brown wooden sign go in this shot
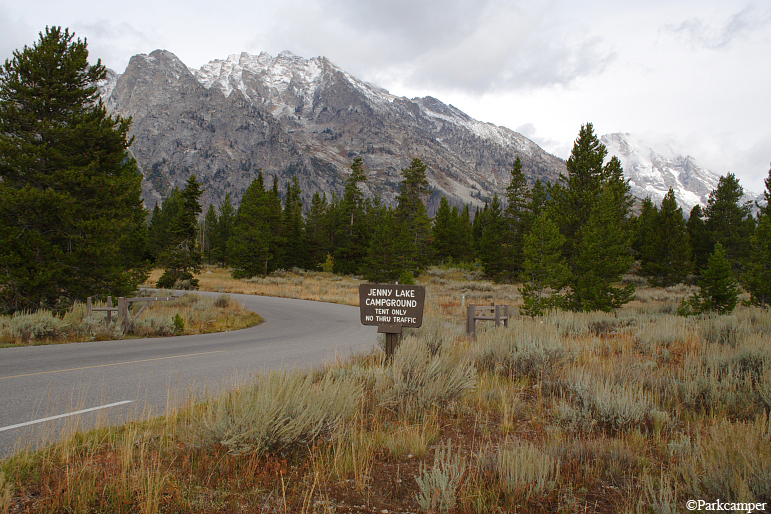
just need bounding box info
[359,284,426,329]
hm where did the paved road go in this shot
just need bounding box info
[0,292,377,458]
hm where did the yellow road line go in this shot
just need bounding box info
[0,350,226,380]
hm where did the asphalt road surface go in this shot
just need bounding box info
[0,291,377,459]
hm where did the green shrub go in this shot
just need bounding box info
[195,370,363,456]
[172,314,185,334]
[472,322,566,381]
[560,369,657,434]
[376,336,476,416]
[415,440,466,513]
[494,438,560,499]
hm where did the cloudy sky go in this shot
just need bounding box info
[2,0,769,192]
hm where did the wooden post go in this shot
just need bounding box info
[467,303,476,336]
[106,296,112,324]
[385,333,399,359]
[495,304,502,327]
[118,297,127,328]
[504,305,510,328]
[87,297,92,317]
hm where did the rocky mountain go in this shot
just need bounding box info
[100,49,757,215]
[100,50,566,211]
[601,133,760,213]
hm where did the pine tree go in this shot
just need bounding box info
[633,197,657,259]
[478,195,507,280]
[395,158,432,274]
[202,204,218,264]
[521,212,570,316]
[503,157,528,278]
[228,173,272,278]
[265,176,285,273]
[743,173,771,306]
[757,164,771,217]
[742,213,771,307]
[147,192,181,262]
[639,189,691,286]
[281,176,305,270]
[551,123,608,265]
[687,205,710,273]
[334,158,371,274]
[703,173,755,273]
[156,175,204,289]
[212,194,235,265]
[0,27,148,312]
[456,204,475,263]
[363,207,403,282]
[569,183,635,311]
[697,243,739,314]
[432,196,455,264]
[550,124,635,311]
[305,191,331,270]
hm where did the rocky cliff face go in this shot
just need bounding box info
[101,50,566,211]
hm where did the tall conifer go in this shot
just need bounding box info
[0,27,147,311]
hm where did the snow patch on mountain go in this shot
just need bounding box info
[602,133,726,212]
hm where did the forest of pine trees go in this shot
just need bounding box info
[144,124,771,314]
[3,29,769,316]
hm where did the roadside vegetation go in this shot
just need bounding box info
[2,270,769,513]
[0,293,262,348]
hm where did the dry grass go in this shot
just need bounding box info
[2,269,771,513]
[0,292,261,347]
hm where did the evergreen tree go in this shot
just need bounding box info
[550,124,635,311]
[156,175,204,289]
[520,179,548,239]
[395,158,432,274]
[363,207,403,282]
[228,173,272,278]
[478,194,507,280]
[639,189,691,286]
[742,213,771,307]
[743,172,771,306]
[212,194,235,265]
[281,176,305,270]
[334,158,371,274]
[202,204,218,264]
[431,196,455,264]
[147,191,181,262]
[568,183,635,311]
[456,204,475,263]
[503,157,528,278]
[551,123,608,264]
[305,191,331,270]
[757,164,771,217]
[265,176,285,273]
[687,205,710,273]
[697,243,739,314]
[521,212,570,316]
[0,27,148,312]
[703,173,754,273]
[632,197,657,259]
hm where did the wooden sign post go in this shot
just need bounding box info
[359,284,426,358]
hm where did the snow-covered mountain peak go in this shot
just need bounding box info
[601,133,760,213]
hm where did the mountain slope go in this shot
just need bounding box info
[101,50,565,210]
[601,133,760,212]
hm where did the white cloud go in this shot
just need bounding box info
[0,0,768,192]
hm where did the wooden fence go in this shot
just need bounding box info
[466,303,512,336]
[87,295,176,329]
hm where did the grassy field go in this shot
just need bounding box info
[1,268,770,513]
[0,289,262,348]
